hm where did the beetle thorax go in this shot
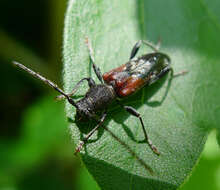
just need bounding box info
[75,84,116,118]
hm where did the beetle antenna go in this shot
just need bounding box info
[12,61,77,107]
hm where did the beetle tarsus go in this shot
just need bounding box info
[74,113,107,155]
[173,70,188,78]
[147,139,160,156]
[74,141,85,155]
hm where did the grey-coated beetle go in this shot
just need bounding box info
[13,38,186,156]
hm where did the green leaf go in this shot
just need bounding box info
[63,0,220,189]
[180,131,220,190]
[76,166,100,190]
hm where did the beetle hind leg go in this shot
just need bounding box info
[130,39,161,60]
[173,70,188,78]
[149,67,188,86]
[148,66,172,86]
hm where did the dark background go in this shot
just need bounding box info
[0,1,219,190]
[0,1,99,190]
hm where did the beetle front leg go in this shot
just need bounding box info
[56,77,95,100]
[74,113,107,155]
[85,37,104,83]
[120,103,160,156]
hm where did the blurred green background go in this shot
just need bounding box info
[0,1,219,190]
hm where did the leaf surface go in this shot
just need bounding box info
[63,0,220,189]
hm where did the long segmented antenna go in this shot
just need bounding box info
[12,61,77,107]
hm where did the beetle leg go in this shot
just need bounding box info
[142,40,160,52]
[149,67,188,86]
[85,37,104,83]
[56,77,95,100]
[130,40,142,60]
[173,70,188,78]
[119,102,160,155]
[130,40,160,60]
[74,113,107,155]
[148,66,172,86]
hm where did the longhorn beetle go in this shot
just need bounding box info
[13,38,186,156]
